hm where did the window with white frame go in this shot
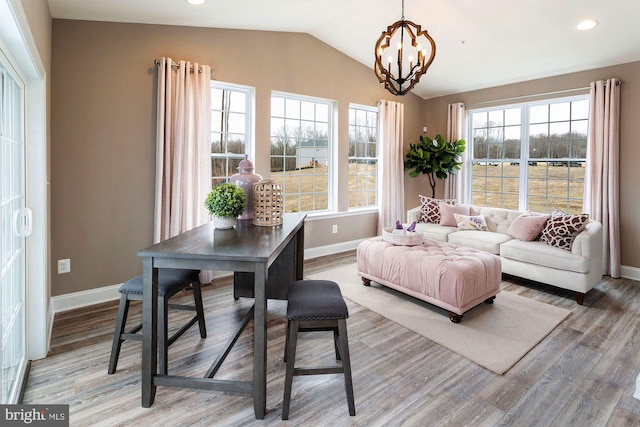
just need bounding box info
[270,93,333,213]
[210,82,253,186]
[348,104,378,209]
[468,95,589,214]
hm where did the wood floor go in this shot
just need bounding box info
[24,251,640,426]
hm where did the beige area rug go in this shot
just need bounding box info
[307,263,571,375]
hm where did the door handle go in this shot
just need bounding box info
[13,207,33,237]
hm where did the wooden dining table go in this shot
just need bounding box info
[137,212,306,419]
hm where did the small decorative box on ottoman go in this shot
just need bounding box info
[357,237,502,323]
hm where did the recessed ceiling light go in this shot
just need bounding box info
[577,20,598,31]
[187,0,205,5]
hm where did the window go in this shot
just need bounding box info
[348,104,378,209]
[210,82,253,186]
[468,96,589,213]
[270,93,333,213]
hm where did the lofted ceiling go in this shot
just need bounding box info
[47,0,640,99]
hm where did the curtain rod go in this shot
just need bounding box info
[153,59,215,78]
[465,80,622,109]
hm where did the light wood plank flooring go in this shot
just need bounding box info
[24,251,640,426]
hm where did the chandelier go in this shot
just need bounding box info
[374,0,436,96]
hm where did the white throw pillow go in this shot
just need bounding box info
[454,214,489,231]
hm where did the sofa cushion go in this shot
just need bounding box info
[454,214,489,231]
[419,195,456,223]
[500,239,589,273]
[539,212,589,251]
[413,222,457,242]
[507,212,549,241]
[470,206,524,233]
[448,231,513,254]
[439,203,470,226]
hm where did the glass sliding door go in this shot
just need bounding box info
[0,56,28,403]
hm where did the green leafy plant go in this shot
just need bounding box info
[404,134,466,198]
[204,182,247,218]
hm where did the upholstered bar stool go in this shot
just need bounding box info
[282,279,355,420]
[108,269,207,375]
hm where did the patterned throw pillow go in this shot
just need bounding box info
[418,195,456,223]
[453,214,489,231]
[539,211,589,251]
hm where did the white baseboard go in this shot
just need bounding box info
[635,372,640,400]
[51,239,366,314]
[303,238,365,259]
[620,265,640,281]
[52,283,122,313]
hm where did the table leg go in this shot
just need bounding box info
[142,258,158,407]
[253,264,267,419]
[295,223,305,280]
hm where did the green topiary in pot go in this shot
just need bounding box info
[404,134,466,198]
[204,182,247,219]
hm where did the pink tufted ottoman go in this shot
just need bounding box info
[356,237,502,323]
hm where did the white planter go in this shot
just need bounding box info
[213,216,237,229]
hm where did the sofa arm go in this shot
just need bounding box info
[407,206,422,223]
[572,220,603,275]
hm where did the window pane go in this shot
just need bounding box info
[550,102,570,121]
[210,82,253,183]
[271,93,334,213]
[571,99,589,120]
[348,104,378,209]
[530,105,548,123]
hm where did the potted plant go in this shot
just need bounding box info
[204,182,247,229]
[404,134,466,198]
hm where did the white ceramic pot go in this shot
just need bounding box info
[213,216,237,229]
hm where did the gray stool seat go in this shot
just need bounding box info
[108,268,207,375]
[282,279,355,420]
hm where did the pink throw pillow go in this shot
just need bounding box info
[507,213,549,241]
[439,203,470,227]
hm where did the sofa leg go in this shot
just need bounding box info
[449,313,462,323]
[361,277,371,286]
[575,292,585,305]
[484,296,496,304]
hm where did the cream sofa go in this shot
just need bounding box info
[407,204,603,304]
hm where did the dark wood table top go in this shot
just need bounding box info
[138,212,306,263]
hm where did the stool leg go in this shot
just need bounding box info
[158,295,169,375]
[333,327,341,361]
[337,319,355,416]
[192,278,207,338]
[108,295,130,374]
[282,319,299,420]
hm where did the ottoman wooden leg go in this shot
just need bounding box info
[361,277,371,286]
[449,313,463,323]
[484,296,496,304]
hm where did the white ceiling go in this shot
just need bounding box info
[47,0,640,99]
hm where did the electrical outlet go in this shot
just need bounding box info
[332,224,338,234]
[58,258,71,274]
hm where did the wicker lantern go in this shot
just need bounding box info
[253,180,284,226]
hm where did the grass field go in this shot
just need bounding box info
[270,162,585,214]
